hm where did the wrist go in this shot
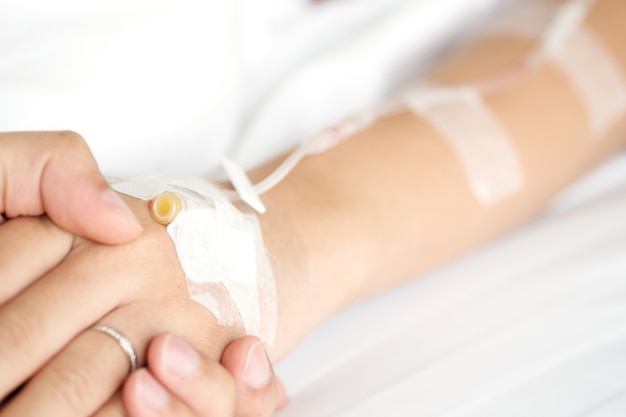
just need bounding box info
[252,152,373,361]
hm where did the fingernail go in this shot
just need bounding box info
[101,188,143,231]
[137,371,168,410]
[163,334,201,378]
[242,341,271,388]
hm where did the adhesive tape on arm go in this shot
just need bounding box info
[549,25,626,137]
[110,175,277,344]
[404,86,524,205]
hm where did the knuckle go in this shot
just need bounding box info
[53,130,91,157]
[46,361,100,412]
[55,130,85,146]
[0,310,39,357]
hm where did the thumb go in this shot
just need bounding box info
[1,131,142,244]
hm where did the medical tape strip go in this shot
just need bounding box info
[111,175,277,344]
[220,156,267,213]
[549,25,626,137]
[404,86,524,205]
[529,0,595,66]
[477,0,560,40]
[465,1,595,63]
[448,0,625,138]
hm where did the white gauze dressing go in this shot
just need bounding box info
[404,86,523,205]
[111,175,277,344]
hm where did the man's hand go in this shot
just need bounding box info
[123,335,288,417]
[0,131,142,244]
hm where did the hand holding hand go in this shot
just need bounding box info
[0,212,285,417]
[0,131,287,417]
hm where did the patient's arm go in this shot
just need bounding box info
[258,0,626,358]
[0,1,624,416]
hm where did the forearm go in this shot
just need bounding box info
[255,0,626,361]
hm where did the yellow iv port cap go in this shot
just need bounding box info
[150,191,183,225]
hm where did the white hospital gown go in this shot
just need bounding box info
[0,0,501,173]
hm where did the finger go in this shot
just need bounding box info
[124,370,201,417]
[220,336,279,417]
[0,216,73,305]
[0,303,153,417]
[0,131,142,244]
[90,382,198,417]
[0,243,142,399]
[139,333,237,417]
[276,378,289,410]
[91,393,128,417]
[0,301,219,417]
[0,224,189,402]
[0,327,132,416]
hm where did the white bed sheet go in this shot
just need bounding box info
[275,152,626,417]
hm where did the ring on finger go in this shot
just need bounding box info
[91,325,138,372]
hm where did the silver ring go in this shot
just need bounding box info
[92,325,138,372]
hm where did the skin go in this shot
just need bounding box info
[0,194,286,417]
[260,0,626,358]
[0,131,142,244]
[0,0,624,415]
[0,131,285,416]
[122,335,287,417]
